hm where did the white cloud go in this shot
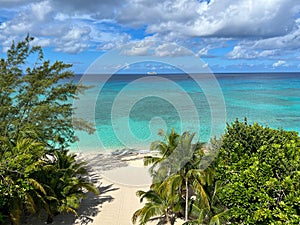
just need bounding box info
[227,19,300,60]
[0,1,107,53]
[196,47,209,57]
[54,25,90,53]
[117,0,300,60]
[119,0,300,38]
[0,0,299,62]
[0,1,54,46]
[252,20,300,51]
[272,60,288,67]
[31,0,52,21]
[202,63,209,68]
[258,50,278,57]
[227,45,256,59]
[120,37,156,56]
[154,43,191,57]
[31,37,51,47]
[118,0,199,28]
[45,0,300,40]
[95,31,131,51]
[118,36,193,57]
[227,45,280,59]
[122,44,150,56]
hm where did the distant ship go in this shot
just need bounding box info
[147,71,157,75]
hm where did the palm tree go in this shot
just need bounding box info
[37,149,99,223]
[0,136,48,225]
[144,128,180,180]
[160,131,210,222]
[137,129,227,225]
[132,183,182,225]
[182,180,230,225]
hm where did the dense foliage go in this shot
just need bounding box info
[133,130,226,225]
[0,36,93,149]
[0,36,98,224]
[133,119,300,225]
[215,118,300,224]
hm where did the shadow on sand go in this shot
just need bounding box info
[22,182,119,225]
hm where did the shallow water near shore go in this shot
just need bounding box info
[71,73,300,152]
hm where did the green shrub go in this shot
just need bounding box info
[0,36,97,224]
[215,118,300,224]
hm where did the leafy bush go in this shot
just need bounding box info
[215,118,300,224]
[0,36,98,224]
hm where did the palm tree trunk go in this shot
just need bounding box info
[185,177,189,221]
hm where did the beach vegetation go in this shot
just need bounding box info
[31,149,99,223]
[214,118,300,224]
[134,119,300,224]
[0,36,98,224]
[144,128,180,181]
[132,187,180,225]
[0,136,46,225]
[133,130,223,224]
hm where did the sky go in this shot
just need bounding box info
[0,0,300,73]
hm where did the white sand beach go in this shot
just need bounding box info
[23,151,183,225]
[78,152,185,225]
[82,152,153,225]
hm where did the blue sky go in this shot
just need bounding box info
[0,0,300,73]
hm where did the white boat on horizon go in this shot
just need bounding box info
[147,71,157,75]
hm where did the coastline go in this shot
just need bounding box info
[23,151,154,225]
[22,149,187,225]
[77,151,153,225]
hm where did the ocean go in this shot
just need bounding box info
[71,73,300,152]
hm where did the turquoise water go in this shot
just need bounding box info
[71,73,300,152]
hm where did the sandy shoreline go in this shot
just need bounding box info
[75,152,155,225]
[23,151,156,225]
[23,151,184,225]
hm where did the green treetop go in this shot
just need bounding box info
[215,118,300,224]
[0,35,94,152]
[0,36,98,225]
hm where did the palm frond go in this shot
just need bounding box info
[143,156,162,166]
[139,190,163,204]
[9,198,22,225]
[160,174,182,199]
[209,209,230,225]
[25,193,37,214]
[192,179,210,209]
[140,203,164,225]
[28,178,46,195]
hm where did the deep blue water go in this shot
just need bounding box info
[71,73,300,152]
